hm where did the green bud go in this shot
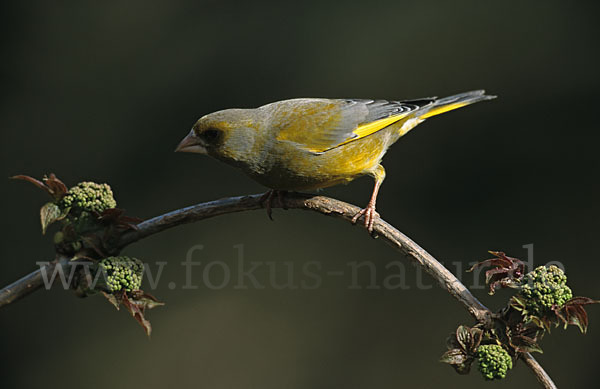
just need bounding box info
[97,256,144,292]
[519,265,572,316]
[59,181,116,216]
[477,344,512,380]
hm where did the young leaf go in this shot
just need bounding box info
[509,295,527,312]
[562,297,600,308]
[455,325,483,354]
[455,325,471,351]
[554,297,599,333]
[11,173,69,200]
[468,251,525,294]
[440,348,468,365]
[130,291,165,310]
[11,175,54,197]
[40,202,69,234]
[101,291,122,310]
[509,334,544,354]
[121,293,153,336]
[99,208,143,231]
[100,289,164,337]
[43,173,68,200]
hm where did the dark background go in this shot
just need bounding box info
[1,1,598,388]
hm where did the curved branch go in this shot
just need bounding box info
[116,194,265,249]
[0,192,556,388]
[522,352,556,388]
[0,261,57,307]
[119,193,492,322]
[0,256,70,308]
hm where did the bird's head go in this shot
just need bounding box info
[176,109,260,163]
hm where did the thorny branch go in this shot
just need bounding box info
[0,192,556,388]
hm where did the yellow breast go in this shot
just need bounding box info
[251,122,398,191]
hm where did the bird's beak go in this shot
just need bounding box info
[175,130,207,154]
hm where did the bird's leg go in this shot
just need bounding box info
[351,183,381,232]
[352,164,386,233]
[277,190,288,210]
[260,190,287,220]
[260,190,276,220]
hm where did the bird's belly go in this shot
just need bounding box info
[250,133,390,191]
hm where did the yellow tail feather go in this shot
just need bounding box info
[419,101,471,119]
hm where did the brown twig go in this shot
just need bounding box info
[0,256,70,308]
[0,262,57,307]
[118,193,493,321]
[522,352,556,388]
[0,192,556,388]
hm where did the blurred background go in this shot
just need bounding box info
[1,1,598,388]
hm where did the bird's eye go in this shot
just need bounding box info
[200,128,221,144]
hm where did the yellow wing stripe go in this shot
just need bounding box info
[353,113,410,138]
[352,100,473,141]
[418,102,469,119]
[314,100,475,153]
[312,113,410,152]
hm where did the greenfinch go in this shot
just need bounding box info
[176,90,495,232]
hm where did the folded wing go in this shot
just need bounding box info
[271,98,433,153]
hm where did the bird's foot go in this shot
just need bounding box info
[260,190,287,220]
[351,203,379,233]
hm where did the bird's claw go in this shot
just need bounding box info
[260,190,287,220]
[351,204,379,233]
[260,190,275,220]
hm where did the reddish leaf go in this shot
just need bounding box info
[564,305,588,333]
[468,251,525,294]
[101,289,164,337]
[43,173,68,200]
[565,297,600,306]
[529,315,553,333]
[554,297,599,333]
[510,335,544,354]
[468,251,521,272]
[520,321,545,339]
[468,258,509,273]
[99,208,125,219]
[79,236,107,257]
[552,305,567,325]
[11,175,54,197]
[501,307,546,354]
[486,268,522,294]
[12,173,69,200]
[99,208,143,231]
[121,293,153,336]
[101,290,123,310]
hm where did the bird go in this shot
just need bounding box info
[176,90,495,232]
